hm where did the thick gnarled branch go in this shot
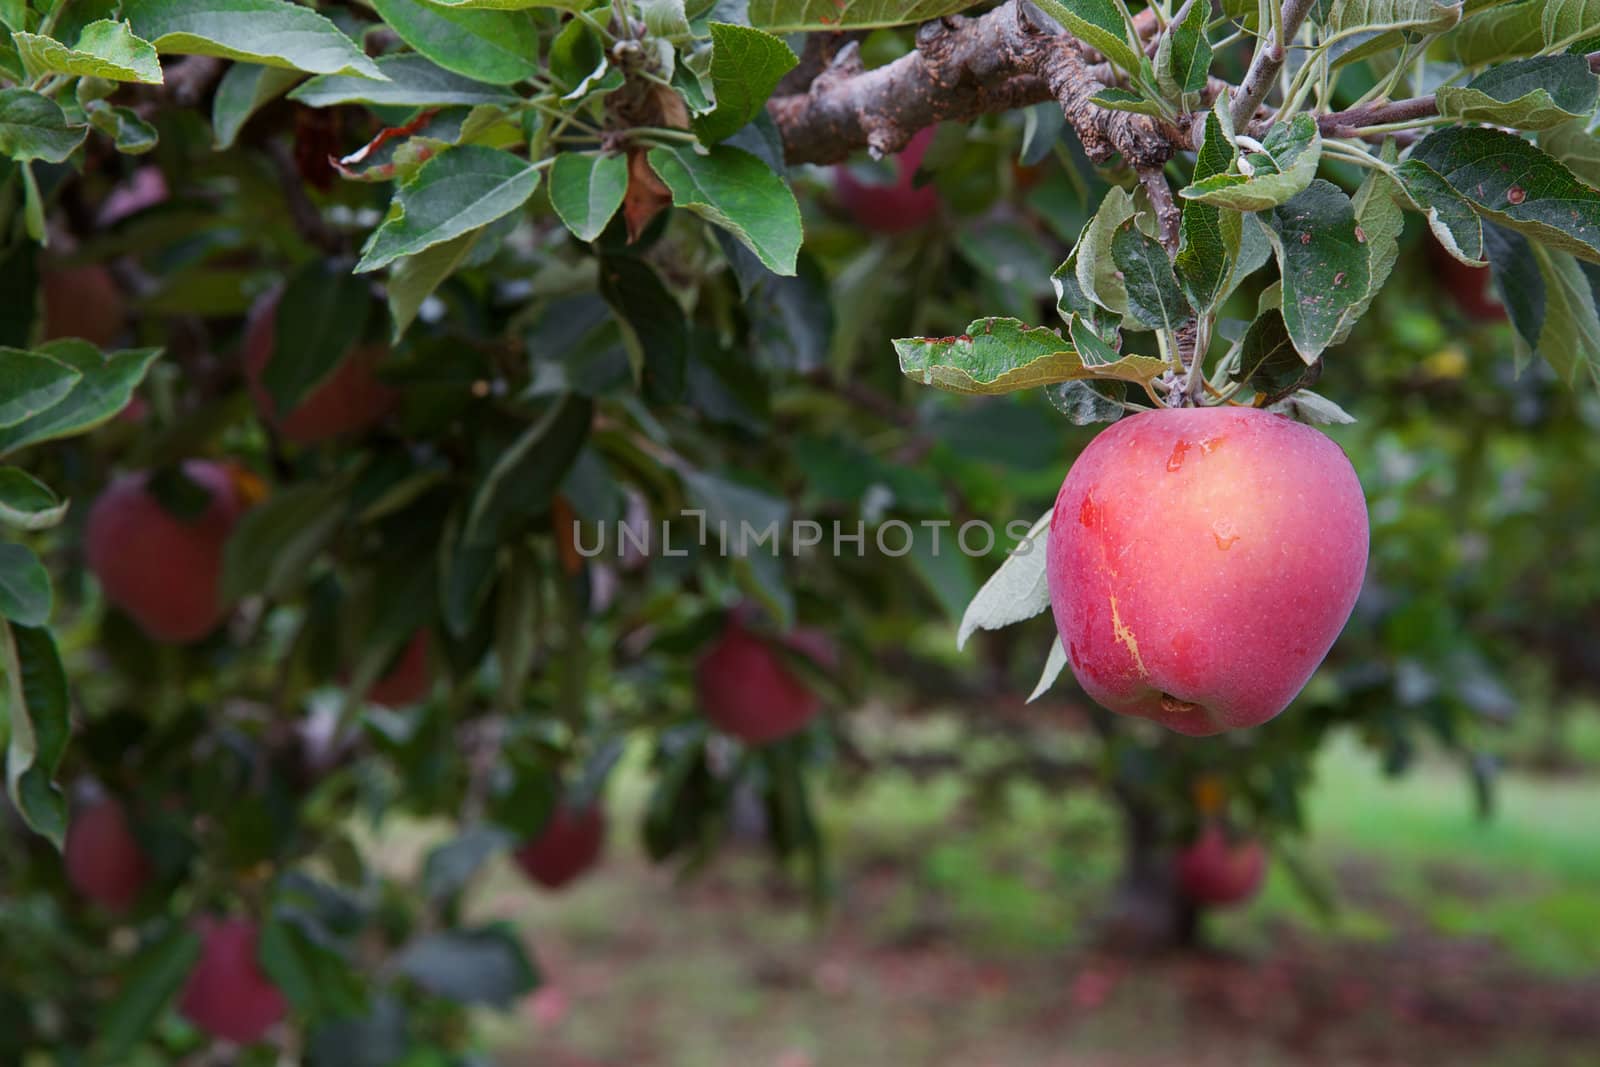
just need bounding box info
[768,1,1184,169]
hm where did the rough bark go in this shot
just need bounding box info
[768,1,1186,168]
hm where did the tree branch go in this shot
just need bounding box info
[1230,0,1318,129]
[769,1,1185,168]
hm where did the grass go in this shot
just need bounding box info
[412,725,1600,1064]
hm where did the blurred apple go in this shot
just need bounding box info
[63,796,149,913]
[514,804,605,890]
[1176,826,1266,907]
[178,917,288,1044]
[833,126,940,234]
[242,292,397,444]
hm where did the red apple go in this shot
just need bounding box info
[694,620,834,745]
[63,796,149,913]
[242,292,397,444]
[365,630,431,707]
[513,805,605,890]
[1426,236,1505,322]
[1046,406,1367,735]
[833,126,940,234]
[178,917,288,1044]
[1176,825,1266,907]
[42,264,125,347]
[85,460,244,643]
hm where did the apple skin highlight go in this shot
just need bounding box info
[1046,407,1368,736]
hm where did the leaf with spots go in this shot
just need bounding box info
[1395,157,1484,264]
[1112,220,1192,332]
[1408,127,1600,266]
[1330,142,1404,345]
[1265,180,1370,362]
[1227,308,1320,401]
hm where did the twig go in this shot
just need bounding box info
[1230,0,1317,129]
[264,141,341,254]
[1138,166,1181,254]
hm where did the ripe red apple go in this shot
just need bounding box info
[1176,825,1266,907]
[1046,406,1367,735]
[242,292,397,444]
[63,796,149,913]
[85,460,245,643]
[513,805,605,890]
[178,917,288,1044]
[833,126,940,234]
[1426,236,1505,322]
[694,620,835,745]
[42,264,125,347]
[365,630,431,707]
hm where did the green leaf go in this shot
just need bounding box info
[894,316,1165,395]
[639,0,691,37]
[0,468,67,530]
[1270,389,1357,425]
[599,255,688,404]
[1177,108,1241,312]
[743,0,971,33]
[1180,113,1321,212]
[2,622,69,846]
[1032,0,1142,74]
[0,349,81,429]
[1112,219,1192,331]
[1409,126,1600,266]
[464,395,592,543]
[1325,0,1463,67]
[1074,185,1138,316]
[1046,379,1126,423]
[357,145,541,273]
[646,144,802,276]
[1437,55,1599,131]
[221,478,351,601]
[1450,0,1600,66]
[1538,117,1600,189]
[693,23,797,144]
[956,508,1052,650]
[1331,145,1404,345]
[0,88,87,163]
[548,150,628,241]
[394,925,539,1007]
[1526,242,1600,388]
[291,53,517,109]
[85,101,159,155]
[96,924,203,1061]
[1228,308,1319,400]
[0,342,161,456]
[422,826,514,901]
[1156,0,1212,98]
[1395,157,1484,263]
[125,0,384,78]
[419,0,586,7]
[0,543,50,626]
[387,229,483,341]
[212,62,302,149]
[1088,87,1167,117]
[262,261,371,415]
[369,0,540,85]
[1266,180,1370,361]
[12,19,163,84]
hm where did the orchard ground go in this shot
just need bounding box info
[364,719,1600,1067]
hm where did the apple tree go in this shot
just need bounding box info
[1,0,1598,1058]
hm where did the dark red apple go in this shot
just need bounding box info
[1176,826,1266,907]
[833,126,940,234]
[178,917,288,1044]
[694,620,834,745]
[1047,406,1368,735]
[1426,236,1505,322]
[63,796,149,913]
[242,292,397,444]
[365,630,431,707]
[513,805,605,890]
[42,264,125,347]
[85,460,244,643]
